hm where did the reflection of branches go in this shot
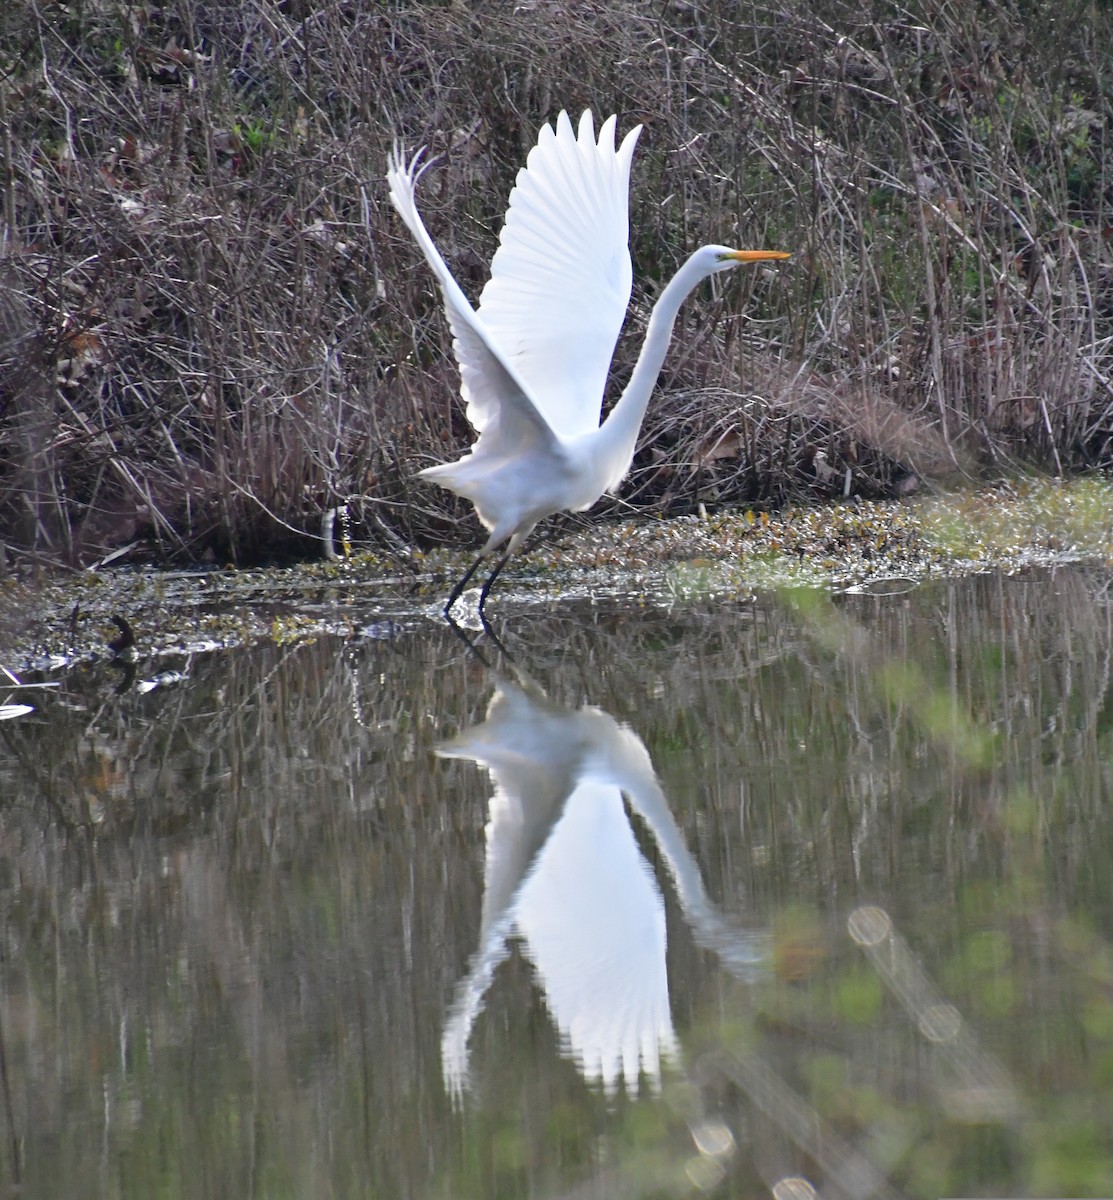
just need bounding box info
[1,567,1112,1194]
[482,572,1113,894]
[4,566,1111,882]
[695,1046,902,1200]
[0,1001,21,1189]
[849,906,1020,1122]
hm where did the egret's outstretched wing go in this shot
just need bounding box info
[386,148,556,457]
[477,111,642,440]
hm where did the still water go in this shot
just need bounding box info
[3,566,1113,1198]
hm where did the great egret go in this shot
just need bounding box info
[387,110,789,615]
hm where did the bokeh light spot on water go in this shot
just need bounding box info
[918,1003,962,1043]
[771,1176,817,1200]
[684,1153,726,1191]
[847,905,892,946]
[689,1117,735,1159]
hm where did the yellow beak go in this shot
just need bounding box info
[726,249,791,262]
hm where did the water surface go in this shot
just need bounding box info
[3,567,1113,1198]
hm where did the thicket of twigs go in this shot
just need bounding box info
[0,0,1110,566]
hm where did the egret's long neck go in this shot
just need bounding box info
[594,253,712,491]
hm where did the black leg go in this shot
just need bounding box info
[477,551,511,614]
[444,551,487,617]
[444,615,495,666]
[478,610,513,659]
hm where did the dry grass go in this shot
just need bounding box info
[0,0,1110,566]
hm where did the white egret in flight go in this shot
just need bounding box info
[387,110,789,616]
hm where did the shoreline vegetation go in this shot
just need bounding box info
[3,476,1113,672]
[1,0,1112,571]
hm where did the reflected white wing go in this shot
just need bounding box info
[477,111,642,439]
[514,780,677,1095]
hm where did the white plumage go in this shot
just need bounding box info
[387,110,789,616]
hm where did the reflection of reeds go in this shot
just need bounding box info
[2,564,1109,893]
[849,905,1019,1121]
[693,1043,902,1200]
[1,567,1111,1192]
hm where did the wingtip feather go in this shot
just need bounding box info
[618,123,642,168]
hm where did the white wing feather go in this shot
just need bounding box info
[385,148,557,458]
[477,111,642,439]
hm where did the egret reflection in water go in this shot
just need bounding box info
[438,668,767,1100]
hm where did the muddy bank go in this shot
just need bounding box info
[2,478,1112,675]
